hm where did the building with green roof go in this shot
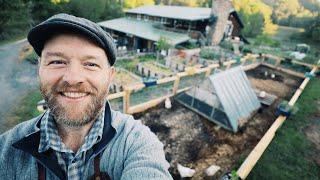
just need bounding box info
[99,4,244,52]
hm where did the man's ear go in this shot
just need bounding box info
[107,66,116,82]
[37,57,41,76]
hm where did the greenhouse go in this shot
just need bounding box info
[175,66,261,132]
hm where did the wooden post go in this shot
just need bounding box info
[226,62,232,69]
[205,67,213,77]
[252,56,257,63]
[172,75,181,95]
[123,89,131,114]
[275,58,281,67]
[241,58,247,66]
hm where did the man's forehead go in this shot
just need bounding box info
[42,33,108,60]
[45,32,102,48]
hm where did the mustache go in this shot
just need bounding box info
[52,81,96,94]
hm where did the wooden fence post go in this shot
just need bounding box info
[172,75,181,95]
[275,57,281,67]
[205,67,212,77]
[123,88,131,114]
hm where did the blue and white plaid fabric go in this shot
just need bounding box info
[39,109,104,180]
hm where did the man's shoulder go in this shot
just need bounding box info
[110,110,147,134]
[0,114,42,148]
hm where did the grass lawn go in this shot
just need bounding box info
[247,77,320,180]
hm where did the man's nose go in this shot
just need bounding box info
[62,63,85,85]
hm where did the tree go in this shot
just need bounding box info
[156,36,171,61]
[238,9,264,37]
[29,0,68,25]
[305,15,320,42]
[99,0,124,21]
[0,0,30,40]
[233,0,277,35]
[124,0,154,9]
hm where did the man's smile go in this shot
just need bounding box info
[60,92,90,98]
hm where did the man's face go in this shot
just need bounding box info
[39,33,115,127]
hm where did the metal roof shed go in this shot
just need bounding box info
[99,18,190,46]
[175,66,260,132]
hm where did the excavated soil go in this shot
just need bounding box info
[134,65,303,179]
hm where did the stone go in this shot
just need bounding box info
[205,165,221,176]
[177,163,196,178]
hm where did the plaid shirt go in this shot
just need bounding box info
[38,110,104,180]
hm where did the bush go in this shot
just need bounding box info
[241,45,252,54]
[219,40,234,51]
[200,48,221,60]
[25,51,39,64]
[185,41,199,49]
[254,35,281,47]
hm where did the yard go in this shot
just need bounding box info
[247,77,320,180]
[134,64,305,179]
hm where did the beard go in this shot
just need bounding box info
[40,80,108,128]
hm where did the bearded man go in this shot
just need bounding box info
[0,14,172,180]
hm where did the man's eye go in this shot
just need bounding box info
[48,60,65,65]
[85,62,99,67]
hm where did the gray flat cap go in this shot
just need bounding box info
[28,13,117,66]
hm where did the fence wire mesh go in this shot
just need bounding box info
[130,81,174,106]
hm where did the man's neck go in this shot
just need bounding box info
[56,121,95,153]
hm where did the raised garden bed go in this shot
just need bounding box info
[109,68,142,93]
[166,55,215,72]
[137,61,173,78]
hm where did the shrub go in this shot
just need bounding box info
[219,40,234,51]
[254,35,281,47]
[24,50,39,64]
[200,48,221,60]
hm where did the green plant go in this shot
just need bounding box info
[25,50,39,64]
[185,41,199,49]
[199,48,221,60]
[220,40,234,51]
[231,170,239,180]
[254,35,281,47]
[241,45,253,54]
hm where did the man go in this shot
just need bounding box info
[0,14,172,180]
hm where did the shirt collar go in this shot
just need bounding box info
[38,107,105,154]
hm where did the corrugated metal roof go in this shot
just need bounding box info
[99,18,190,45]
[125,5,212,21]
[209,66,260,131]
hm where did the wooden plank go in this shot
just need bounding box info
[107,91,125,100]
[288,66,318,106]
[243,63,261,71]
[128,87,191,114]
[262,62,305,78]
[125,83,145,91]
[223,60,236,66]
[237,115,286,179]
[128,95,169,114]
[157,76,177,84]
[236,66,318,179]
[292,60,316,69]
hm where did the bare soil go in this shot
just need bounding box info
[134,65,303,179]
